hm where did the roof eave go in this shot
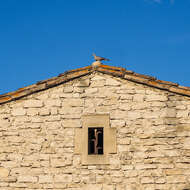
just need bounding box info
[0,64,190,105]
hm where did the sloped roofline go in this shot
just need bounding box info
[0,64,190,105]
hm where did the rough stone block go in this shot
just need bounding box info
[24,100,43,108]
[59,107,82,115]
[17,176,38,183]
[166,175,186,183]
[26,108,39,116]
[141,177,154,184]
[133,94,144,102]
[51,158,66,167]
[83,184,102,190]
[118,138,131,145]
[74,79,90,87]
[127,111,141,119]
[91,75,105,80]
[146,95,168,101]
[160,108,176,118]
[37,93,49,100]
[106,78,121,86]
[44,99,61,107]
[111,120,125,128]
[39,175,53,183]
[85,88,98,94]
[91,80,105,87]
[155,177,166,184]
[54,174,72,183]
[12,108,26,116]
[39,108,50,116]
[62,99,84,107]
[136,164,157,170]
[64,86,73,93]
[62,119,81,128]
[0,167,9,178]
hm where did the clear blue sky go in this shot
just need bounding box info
[0,0,190,94]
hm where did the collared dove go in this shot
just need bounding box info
[92,53,110,61]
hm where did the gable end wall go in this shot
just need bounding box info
[0,72,190,190]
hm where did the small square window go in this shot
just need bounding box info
[88,128,103,155]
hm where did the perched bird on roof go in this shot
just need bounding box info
[92,53,110,62]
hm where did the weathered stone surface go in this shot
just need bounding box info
[37,93,49,100]
[146,95,168,101]
[133,94,145,102]
[106,78,121,86]
[136,164,157,170]
[103,184,114,190]
[166,175,186,183]
[141,177,154,184]
[61,119,81,128]
[59,107,82,114]
[24,100,43,108]
[118,138,131,145]
[54,174,72,183]
[39,108,50,116]
[127,111,141,119]
[51,158,67,167]
[0,73,190,189]
[74,79,90,87]
[39,175,53,183]
[12,108,26,116]
[160,108,176,117]
[17,176,38,183]
[91,80,105,87]
[62,99,83,107]
[64,86,73,93]
[111,120,125,128]
[26,108,39,116]
[83,184,102,190]
[0,120,10,127]
[155,177,166,184]
[44,99,61,107]
[0,167,9,178]
[85,88,98,94]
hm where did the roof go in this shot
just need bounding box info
[0,64,190,105]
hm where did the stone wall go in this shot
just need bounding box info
[0,72,190,190]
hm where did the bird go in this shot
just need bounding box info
[92,53,110,62]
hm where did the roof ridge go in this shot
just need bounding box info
[0,64,190,105]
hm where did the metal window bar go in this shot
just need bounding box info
[88,128,103,155]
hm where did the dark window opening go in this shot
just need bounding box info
[88,128,103,155]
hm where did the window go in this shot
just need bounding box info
[74,114,116,165]
[88,128,103,155]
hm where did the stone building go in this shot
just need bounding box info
[0,63,190,190]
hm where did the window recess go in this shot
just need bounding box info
[88,128,103,155]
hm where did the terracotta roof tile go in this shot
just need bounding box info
[147,80,173,91]
[156,79,178,86]
[178,85,190,90]
[97,67,124,77]
[124,74,149,84]
[169,86,190,96]
[100,64,126,72]
[0,64,190,105]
